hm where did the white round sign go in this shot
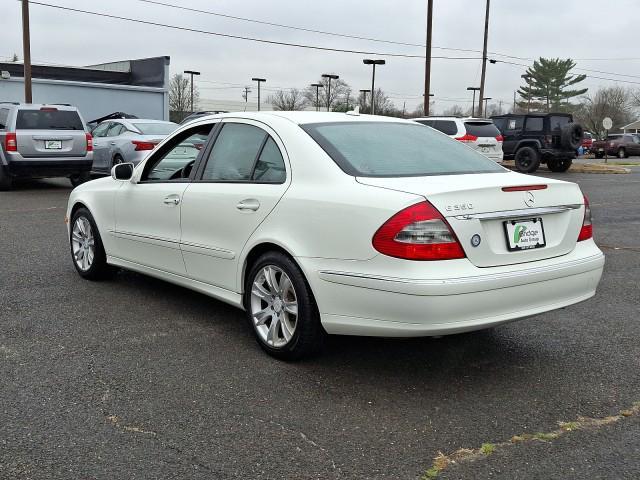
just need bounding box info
[602,117,613,130]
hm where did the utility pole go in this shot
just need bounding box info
[423,0,433,116]
[513,91,516,113]
[477,0,491,117]
[21,0,32,103]
[402,101,406,117]
[252,77,266,111]
[242,86,251,111]
[311,83,323,111]
[183,70,200,113]
[482,97,492,116]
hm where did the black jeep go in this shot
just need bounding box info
[491,113,583,173]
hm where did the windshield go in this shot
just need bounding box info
[16,109,84,130]
[302,121,505,177]
[133,122,178,135]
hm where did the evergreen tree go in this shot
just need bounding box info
[518,58,587,111]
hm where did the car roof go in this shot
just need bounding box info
[413,116,492,122]
[191,111,412,126]
[0,103,79,111]
[127,119,176,124]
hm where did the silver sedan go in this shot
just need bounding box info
[91,119,178,174]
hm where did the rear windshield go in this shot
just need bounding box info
[464,121,500,137]
[16,109,84,130]
[133,122,178,135]
[302,121,505,177]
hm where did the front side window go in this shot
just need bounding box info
[302,121,505,177]
[201,123,268,181]
[91,122,111,137]
[141,124,214,182]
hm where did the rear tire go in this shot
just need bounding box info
[69,172,91,188]
[111,154,124,169]
[547,158,572,172]
[617,148,626,159]
[595,152,604,159]
[69,207,113,280]
[514,146,541,173]
[244,251,324,360]
[0,166,12,191]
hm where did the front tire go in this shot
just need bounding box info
[69,172,91,188]
[69,207,113,280]
[595,152,604,159]
[617,148,626,159]
[244,252,324,360]
[547,158,572,172]
[514,146,541,173]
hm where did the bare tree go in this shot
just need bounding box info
[268,89,308,111]
[169,74,199,122]
[11,53,18,62]
[573,86,635,138]
[443,104,465,116]
[305,77,351,111]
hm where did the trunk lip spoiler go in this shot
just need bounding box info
[454,204,581,221]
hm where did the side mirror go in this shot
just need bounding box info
[111,162,134,181]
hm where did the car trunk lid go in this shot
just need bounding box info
[357,172,585,267]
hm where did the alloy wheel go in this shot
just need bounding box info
[71,216,95,271]
[250,265,298,348]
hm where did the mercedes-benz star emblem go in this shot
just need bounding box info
[524,191,535,207]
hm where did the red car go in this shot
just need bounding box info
[581,132,594,153]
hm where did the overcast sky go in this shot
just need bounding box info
[3,0,640,113]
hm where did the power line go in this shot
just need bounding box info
[28,1,480,60]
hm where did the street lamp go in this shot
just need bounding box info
[311,83,323,112]
[321,74,339,112]
[251,77,266,111]
[482,97,492,116]
[183,70,200,114]
[467,87,480,117]
[363,59,385,114]
[359,89,371,113]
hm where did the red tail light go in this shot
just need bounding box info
[40,107,58,111]
[455,133,478,143]
[132,140,156,151]
[5,132,17,152]
[577,194,593,242]
[85,133,93,152]
[372,201,465,260]
[495,134,504,142]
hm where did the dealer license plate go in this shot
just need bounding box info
[45,140,62,149]
[504,218,546,251]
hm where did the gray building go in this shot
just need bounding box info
[0,56,169,122]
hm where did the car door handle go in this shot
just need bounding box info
[163,194,181,206]
[236,199,260,211]
[110,141,116,145]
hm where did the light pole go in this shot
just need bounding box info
[363,59,385,114]
[321,74,339,112]
[467,87,480,117]
[482,97,492,116]
[424,0,433,116]
[183,70,200,114]
[251,77,266,111]
[311,83,323,112]
[359,89,371,113]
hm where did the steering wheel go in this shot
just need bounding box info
[180,160,196,179]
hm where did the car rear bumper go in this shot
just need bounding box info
[5,158,93,178]
[298,240,604,336]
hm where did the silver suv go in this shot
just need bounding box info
[0,103,93,190]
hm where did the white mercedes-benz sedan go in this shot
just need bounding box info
[66,112,604,359]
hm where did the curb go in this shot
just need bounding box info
[500,161,631,174]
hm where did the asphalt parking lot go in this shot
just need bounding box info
[1,168,639,479]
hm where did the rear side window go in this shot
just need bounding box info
[252,137,286,183]
[525,117,544,132]
[0,108,9,129]
[16,109,84,130]
[415,120,433,127]
[431,120,458,136]
[302,121,505,177]
[549,116,570,131]
[504,117,524,130]
[464,122,500,137]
